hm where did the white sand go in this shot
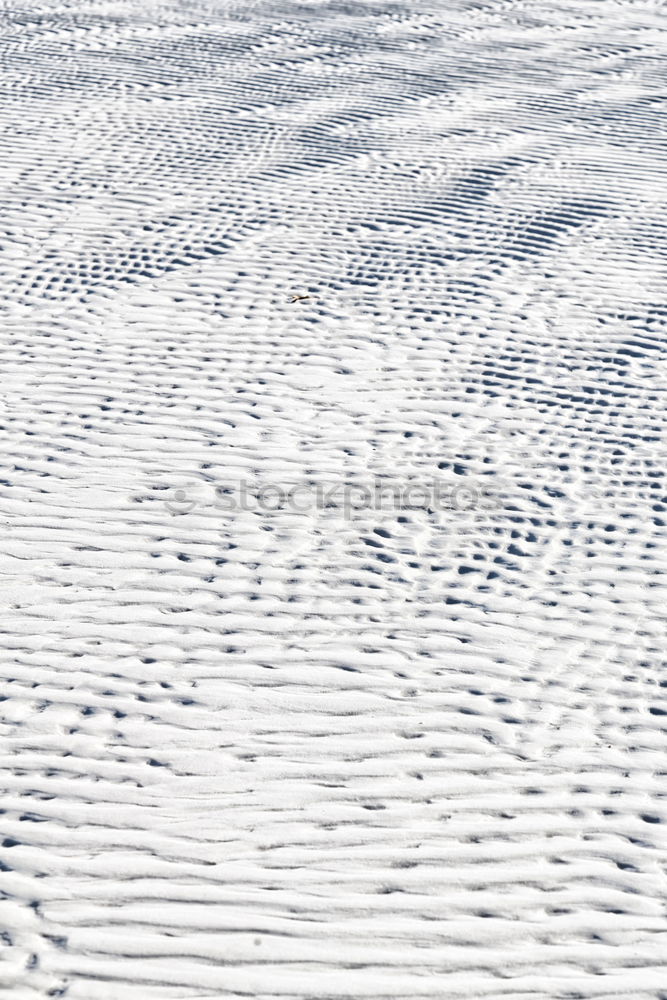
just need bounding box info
[1,1,666,997]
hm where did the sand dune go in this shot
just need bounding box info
[1,1,666,997]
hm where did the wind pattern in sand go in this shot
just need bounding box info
[1,0,667,997]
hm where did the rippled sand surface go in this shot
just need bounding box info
[1,1,666,997]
